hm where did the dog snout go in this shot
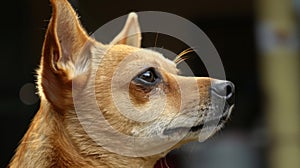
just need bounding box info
[211,80,235,106]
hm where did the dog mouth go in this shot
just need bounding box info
[163,104,234,136]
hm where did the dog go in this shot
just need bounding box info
[9,0,235,167]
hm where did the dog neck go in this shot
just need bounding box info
[10,99,165,167]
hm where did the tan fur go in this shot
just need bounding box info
[10,0,233,167]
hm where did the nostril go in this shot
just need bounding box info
[212,80,235,98]
[225,81,235,98]
[211,80,235,106]
[224,82,235,106]
[226,85,232,97]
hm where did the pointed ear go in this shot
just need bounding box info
[39,0,96,109]
[110,12,142,47]
[42,0,92,78]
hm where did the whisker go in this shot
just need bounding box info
[173,48,194,64]
[154,32,159,48]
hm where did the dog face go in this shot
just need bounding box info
[39,0,234,156]
[94,45,234,142]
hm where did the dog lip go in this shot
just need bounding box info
[190,103,234,133]
[163,127,190,135]
[163,104,234,135]
[189,113,228,133]
[163,116,225,135]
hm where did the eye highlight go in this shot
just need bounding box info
[139,70,156,82]
[134,68,160,86]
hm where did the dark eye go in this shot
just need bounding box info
[140,70,155,82]
[135,68,159,85]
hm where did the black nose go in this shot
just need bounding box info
[212,80,235,105]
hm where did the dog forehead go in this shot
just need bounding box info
[108,44,178,74]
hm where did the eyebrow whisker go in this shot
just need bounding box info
[173,48,194,65]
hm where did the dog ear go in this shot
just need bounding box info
[39,0,95,108]
[110,12,142,47]
[42,0,93,79]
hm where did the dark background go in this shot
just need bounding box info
[0,0,262,167]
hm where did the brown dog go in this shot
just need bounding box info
[10,0,235,167]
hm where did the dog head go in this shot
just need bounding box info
[39,0,235,157]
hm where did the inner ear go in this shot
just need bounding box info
[43,0,94,78]
[110,12,142,48]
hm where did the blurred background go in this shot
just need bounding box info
[0,0,299,167]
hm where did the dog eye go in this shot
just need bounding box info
[140,70,155,82]
[135,68,159,85]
